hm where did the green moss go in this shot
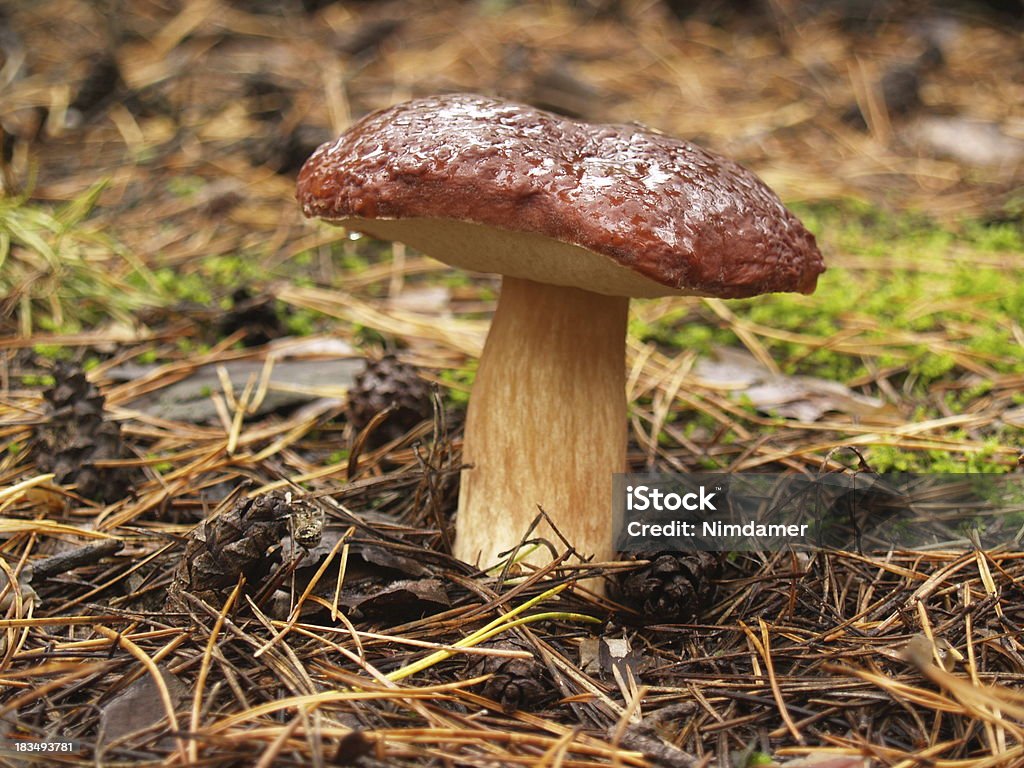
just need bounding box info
[631,312,733,355]
[284,308,319,336]
[910,352,956,380]
[438,363,476,408]
[962,220,1023,251]
[867,446,920,472]
[442,272,472,289]
[868,435,1011,474]
[207,253,263,285]
[32,343,71,360]
[943,380,995,414]
[150,267,211,303]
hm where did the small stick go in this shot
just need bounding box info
[30,540,124,581]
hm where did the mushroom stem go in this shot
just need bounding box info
[454,276,628,574]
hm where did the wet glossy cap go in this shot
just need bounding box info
[296,94,824,299]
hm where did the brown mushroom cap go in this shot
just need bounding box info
[296,93,824,299]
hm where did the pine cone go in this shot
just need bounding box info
[468,639,551,713]
[166,489,325,608]
[345,355,432,445]
[616,551,721,622]
[34,363,133,503]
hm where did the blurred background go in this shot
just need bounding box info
[2,0,1021,227]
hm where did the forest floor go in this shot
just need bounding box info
[1,0,1023,765]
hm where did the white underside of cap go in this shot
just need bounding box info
[333,217,696,299]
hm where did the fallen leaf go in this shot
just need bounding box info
[360,544,434,579]
[99,667,188,747]
[349,578,450,618]
[905,115,1024,167]
[694,348,894,422]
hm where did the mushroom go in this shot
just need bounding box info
[296,94,824,577]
